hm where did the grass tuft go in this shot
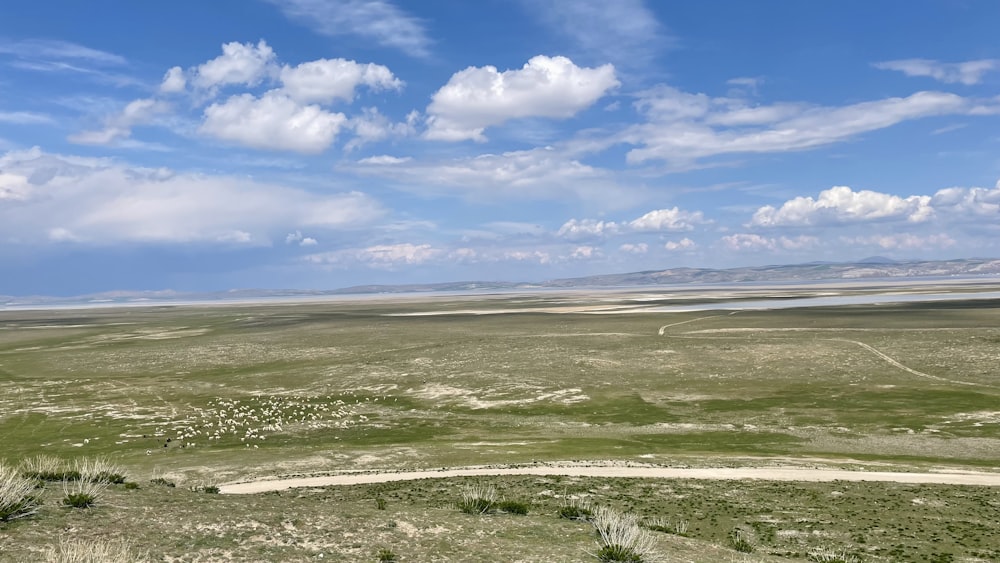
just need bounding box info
[74,457,128,484]
[457,484,496,514]
[376,547,397,562]
[0,463,40,522]
[642,517,688,536]
[43,536,147,562]
[20,455,79,482]
[591,505,660,562]
[808,549,864,563]
[727,527,757,553]
[61,479,108,509]
[558,497,593,520]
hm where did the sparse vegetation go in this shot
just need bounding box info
[643,516,688,536]
[808,549,863,563]
[376,547,397,562]
[375,496,387,510]
[43,536,146,563]
[1,288,999,560]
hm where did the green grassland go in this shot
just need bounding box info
[1,284,999,561]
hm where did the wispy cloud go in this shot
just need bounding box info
[0,38,126,65]
[528,0,667,70]
[0,111,54,124]
[0,147,383,245]
[262,0,432,57]
[622,87,982,166]
[873,58,1000,85]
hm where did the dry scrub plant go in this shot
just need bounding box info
[591,505,660,562]
[61,479,108,509]
[43,537,147,563]
[0,463,40,522]
[457,484,497,514]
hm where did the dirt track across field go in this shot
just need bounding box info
[220,464,1000,494]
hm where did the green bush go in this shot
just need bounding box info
[124,482,140,490]
[375,497,387,510]
[596,544,643,562]
[377,547,397,562]
[558,498,592,520]
[498,499,529,515]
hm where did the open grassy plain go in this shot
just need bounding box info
[1,281,998,561]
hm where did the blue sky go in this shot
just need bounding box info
[2,1,999,295]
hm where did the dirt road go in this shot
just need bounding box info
[220,464,1000,494]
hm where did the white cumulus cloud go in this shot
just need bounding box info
[664,238,696,251]
[557,219,619,239]
[930,182,1000,217]
[200,92,346,153]
[194,40,278,90]
[425,55,619,141]
[279,58,402,104]
[629,207,705,231]
[751,186,934,227]
[619,242,648,254]
[160,66,187,93]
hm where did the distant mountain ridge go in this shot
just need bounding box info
[3,257,1000,307]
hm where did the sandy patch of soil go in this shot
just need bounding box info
[408,384,588,409]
